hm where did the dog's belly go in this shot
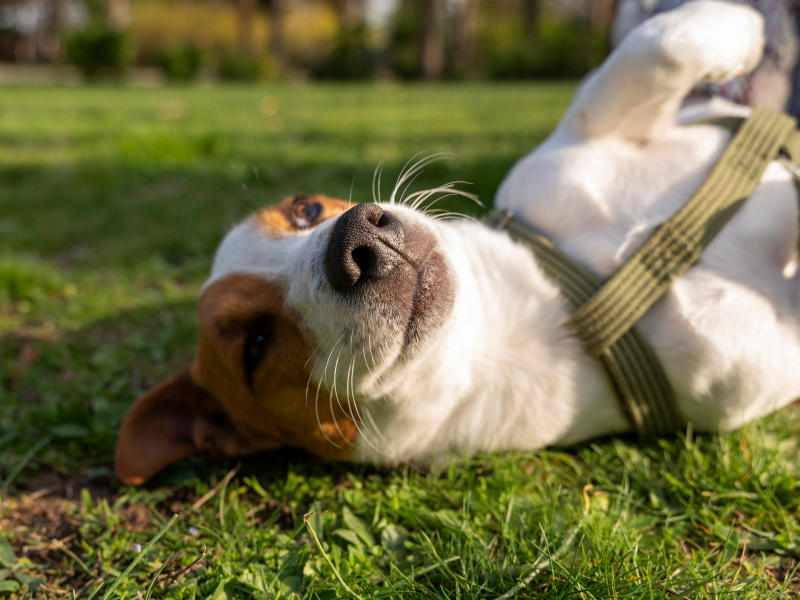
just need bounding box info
[497,115,800,432]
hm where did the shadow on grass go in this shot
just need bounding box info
[0,294,385,505]
[0,155,518,271]
[0,149,526,502]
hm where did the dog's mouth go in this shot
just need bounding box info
[320,202,455,358]
[401,249,451,349]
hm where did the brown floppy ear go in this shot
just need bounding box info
[115,368,259,485]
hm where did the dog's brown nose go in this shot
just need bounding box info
[325,203,406,289]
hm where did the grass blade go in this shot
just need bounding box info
[144,551,174,600]
[495,525,581,600]
[92,514,179,600]
[1,436,51,501]
[304,511,365,600]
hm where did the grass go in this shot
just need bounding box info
[1,82,800,599]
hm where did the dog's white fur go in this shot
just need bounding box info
[210,1,800,465]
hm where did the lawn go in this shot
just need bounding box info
[1,82,800,599]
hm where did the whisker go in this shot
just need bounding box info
[367,332,379,373]
[329,338,356,447]
[391,151,427,205]
[344,333,360,424]
[372,158,387,205]
[363,404,387,443]
[398,170,426,206]
[303,324,335,369]
[305,342,328,408]
[407,183,481,212]
[348,388,391,457]
[347,176,356,209]
[363,333,406,407]
[389,152,457,205]
[314,336,344,449]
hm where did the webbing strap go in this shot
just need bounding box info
[701,115,800,170]
[484,211,682,433]
[569,107,797,357]
[785,133,800,164]
[486,106,799,436]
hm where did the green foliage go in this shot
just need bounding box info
[0,539,45,595]
[386,4,611,81]
[156,42,202,83]
[386,1,424,79]
[3,83,799,597]
[482,17,606,80]
[65,26,136,80]
[215,50,261,82]
[311,26,376,81]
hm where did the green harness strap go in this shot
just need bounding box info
[486,107,800,436]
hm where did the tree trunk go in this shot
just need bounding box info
[237,0,257,58]
[421,0,442,80]
[334,0,365,29]
[590,0,617,33]
[522,0,540,39]
[267,0,285,69]
[453,0,477,78]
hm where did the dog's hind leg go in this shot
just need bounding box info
[562,0,764,144]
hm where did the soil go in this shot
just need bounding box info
[0,471,164,598]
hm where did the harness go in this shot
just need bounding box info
[486,107,800,436]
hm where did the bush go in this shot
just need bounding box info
[156,42,202,82]
[65,26,136,80]
[216,50,260,81]
[386,1,423,79]
[312,25,376,80]
[483,18,604,80]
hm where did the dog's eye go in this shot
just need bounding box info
[242,320,273,388]
[292,197,323,229]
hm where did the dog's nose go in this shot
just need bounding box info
[325,203,406,289]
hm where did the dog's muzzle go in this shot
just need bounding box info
[325,203,410,290]
[323,202,454,351]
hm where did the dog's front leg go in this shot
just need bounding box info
[562,0,764,144]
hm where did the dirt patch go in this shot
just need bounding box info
[120,502,154,532]
[1,496,78,543]
[1,496,85,594]
[26,471,115,502]
[1,477,166,597]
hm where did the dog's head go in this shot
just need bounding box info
[115,194,456,484]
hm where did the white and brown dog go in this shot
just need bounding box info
[116,1,800,485]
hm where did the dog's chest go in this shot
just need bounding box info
[497,125,734,277]
[495,122,800,432]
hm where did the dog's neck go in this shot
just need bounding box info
[355,220,630,464]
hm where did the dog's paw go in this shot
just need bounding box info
[642,0,764,84]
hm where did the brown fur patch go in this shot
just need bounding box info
[193,273,357,459]
[116,204,362,483]
[253,195,352,237]
[116,274,357,484]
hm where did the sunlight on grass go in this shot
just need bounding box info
[2,83,800,598]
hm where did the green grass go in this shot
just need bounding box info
[1,82,800,599]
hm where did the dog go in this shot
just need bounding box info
[115,1,800,485]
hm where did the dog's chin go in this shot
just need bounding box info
[303,205,455,382]
[334,247,454,361]
[309,250,454,381]
[401,249,453,353]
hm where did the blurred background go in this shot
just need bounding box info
[4,4,800,598]
[0,0,799,495]
[0,0,616,84]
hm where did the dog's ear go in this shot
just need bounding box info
[115,368,258,485]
